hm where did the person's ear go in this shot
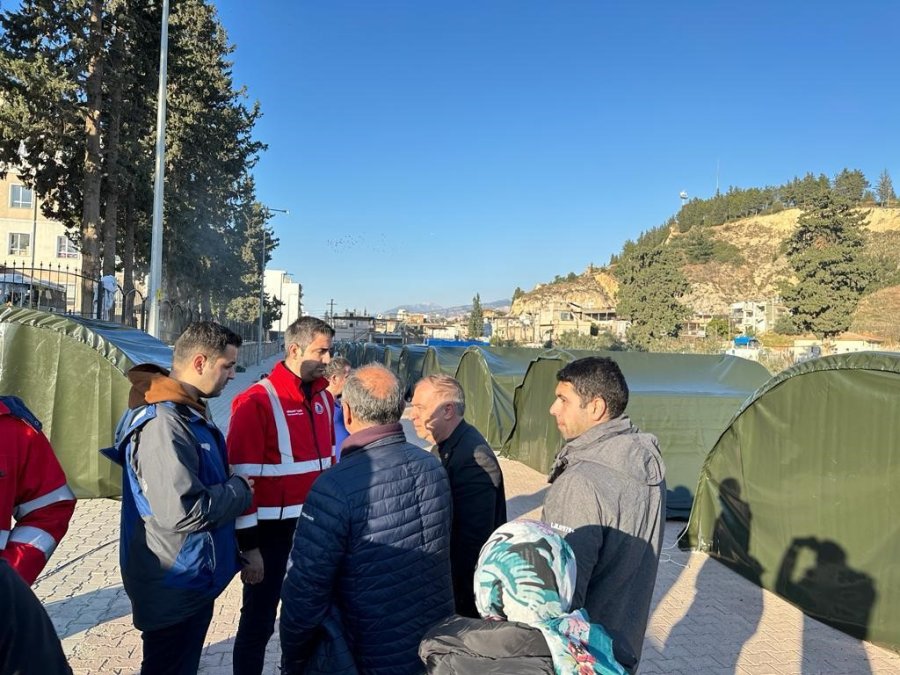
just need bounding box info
[191,353,207,375]
[589,396,608,422]
[287,342,300,361]
[342,401,353,426]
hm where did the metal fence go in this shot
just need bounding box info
[1,260,268,361]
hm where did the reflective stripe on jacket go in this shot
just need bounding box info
[0,397,76,586]
[227,362,334,542]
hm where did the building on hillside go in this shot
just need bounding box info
[730,297,787,334]
[831,332,885,353]
[0,171,84,312]
[264,269,302,333]
[493,301,625,345]
[682,311,715,338]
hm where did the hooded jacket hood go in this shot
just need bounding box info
[549,415,664,487]
[126,363,206,415]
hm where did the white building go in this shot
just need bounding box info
[264,269,302,333]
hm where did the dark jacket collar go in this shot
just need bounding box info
[342,422,405,459]
[435,418,468,457]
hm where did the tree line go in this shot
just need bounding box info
[0,0,285,326]
[610,169,899,349]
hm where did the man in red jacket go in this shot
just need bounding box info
[0,396,76,586]
[228,316,335,675]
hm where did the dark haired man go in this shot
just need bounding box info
[541,356,666,673]
[228,316,336,675]
[105,321,252,675]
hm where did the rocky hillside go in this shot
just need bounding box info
[513,206,900,324]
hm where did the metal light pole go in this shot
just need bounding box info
[147,0,171,338]
[258,207,288,363]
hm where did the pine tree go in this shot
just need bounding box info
[781,192,874,337]
[877,169,896,207]
[615,243,691,350]
[468,293,484,338]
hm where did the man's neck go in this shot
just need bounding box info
[435,416,463,445]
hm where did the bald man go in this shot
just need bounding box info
[280,364,453,675]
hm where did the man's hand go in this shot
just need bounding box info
[240,548,264,584]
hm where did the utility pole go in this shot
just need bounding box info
[328,298,336,324]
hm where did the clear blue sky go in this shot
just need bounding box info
[212,1,899,316]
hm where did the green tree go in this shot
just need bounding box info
[467,293,484,338]
[615,243,691,350]
[681,228,715,263]
[554,329,624,351]
[832,168,869,203]
[512,286,525,302]
[705,317,731,339]
[877,169,896,207]
[781,192,875,337]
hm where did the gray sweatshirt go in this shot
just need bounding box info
[541,415,666,672]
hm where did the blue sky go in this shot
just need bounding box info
[213,1,900,316]
[146,3,900,314]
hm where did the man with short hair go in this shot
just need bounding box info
[280,364,453,675]
[106,321,252,675]
[542,356,666,673]
[228,316,335,675]
[325,356,352,460]
[409,374,506,617]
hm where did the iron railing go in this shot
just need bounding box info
[1,260,270,362]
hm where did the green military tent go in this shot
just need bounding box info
[0,307,172,498]
[455,346,548,451]
[501,351,770,518]
[683,352,900,650]
[397,345,428,398]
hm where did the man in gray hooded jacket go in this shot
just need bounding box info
[542,356,666,673]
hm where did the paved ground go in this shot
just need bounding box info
[34,357,900,674]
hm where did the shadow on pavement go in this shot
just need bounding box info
[44,584,132,639]
[506,487,548,520]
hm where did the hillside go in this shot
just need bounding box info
[513,206,900,327]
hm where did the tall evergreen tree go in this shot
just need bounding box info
[615,242,691,350]
[877,169,896,207]
[782,192,874,337]
[468,293,484,338]
[832,168,869,203]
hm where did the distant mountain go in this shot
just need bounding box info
[383,299,510,317]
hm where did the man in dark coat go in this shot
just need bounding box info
[280,364,454,675]
[410,374,506,617]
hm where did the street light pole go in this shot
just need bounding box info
[258,207,288,364]
[147,0,171,338]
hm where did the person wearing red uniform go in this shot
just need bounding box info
[227,316,335,675]
[0,396,76,586]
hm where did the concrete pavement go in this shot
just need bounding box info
[33,357,900,674]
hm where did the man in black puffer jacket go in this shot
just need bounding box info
[280,364,454,675]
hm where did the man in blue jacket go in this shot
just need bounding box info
[280,364,453,675]
[106,322,253,675]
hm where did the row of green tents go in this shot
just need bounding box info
[337,342,772,518]
[2,307,899,652]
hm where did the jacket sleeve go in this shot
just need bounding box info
[450,441,505,573]
[134,410,251,534]
[226,391,267,551]
[541,470,604,612]
[2,420,76,585]
[279,475,350,674]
